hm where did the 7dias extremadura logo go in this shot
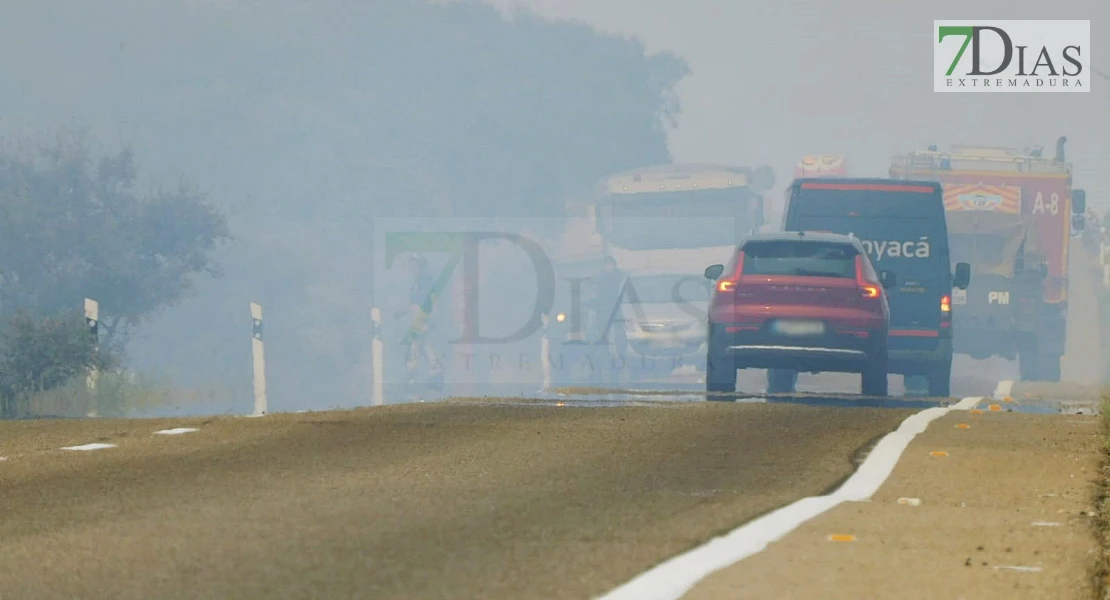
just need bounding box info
[934,20,1090,92]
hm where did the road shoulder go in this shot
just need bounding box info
[680,407,1103,600]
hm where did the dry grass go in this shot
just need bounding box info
[1096,391,1110,599]
[13,372,171,419]
[1093,249,1110,598]
[7,372,228,419]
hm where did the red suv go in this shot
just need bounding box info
[703,231,895,397]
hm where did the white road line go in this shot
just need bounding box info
[993,380,1014,400]
[60,443,117,451]
[594,395,984,600]
[993,565,1043,573]
[153,428,199,435]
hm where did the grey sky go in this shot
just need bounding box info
[486,0,1108,209]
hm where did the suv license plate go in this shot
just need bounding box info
[772,320,825,336]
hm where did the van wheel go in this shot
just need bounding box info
[1039,354,1061,382]
[766,369,798,394]
[705,349,736,396]
[926,361,952,398]
[861,351,888,397]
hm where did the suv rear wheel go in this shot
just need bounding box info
[860,349,888,397]
[766,369,798,394]
[705,348,736,396]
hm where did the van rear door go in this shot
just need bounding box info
[784,182,950,348]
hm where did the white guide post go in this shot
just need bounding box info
[84,298,100,418]
[540,314,552,391]
[371,307,385,406]
[250,302,267,416]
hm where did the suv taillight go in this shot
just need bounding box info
[854,256,880,298]
[716,251,745,292]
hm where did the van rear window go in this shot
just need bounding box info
[742,241,858,278]
[789,188,944,219]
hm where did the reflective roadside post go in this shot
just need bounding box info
[250,302,267,416]
[84,298,100,418]
[371,307,385,406]
[540,313,552,391]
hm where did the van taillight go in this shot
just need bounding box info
[854,256,880,298]
[941,295,951,312]
[717,252,745,292]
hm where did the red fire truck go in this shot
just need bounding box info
[889,138,1087,381]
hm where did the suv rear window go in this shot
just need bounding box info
[742,240,858,278]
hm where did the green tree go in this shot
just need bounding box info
[0,310,114,418]
[0,129,232,348]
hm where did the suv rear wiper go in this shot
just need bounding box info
[793,269,842,278]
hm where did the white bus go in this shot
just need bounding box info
[547,163,775,387]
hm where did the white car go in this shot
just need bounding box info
[619,272,712,380]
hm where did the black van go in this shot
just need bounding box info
[780,178,971,397]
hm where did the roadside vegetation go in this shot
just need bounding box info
[0,132,230,418]
[1080,218,1110,598]
[1,0,688,415]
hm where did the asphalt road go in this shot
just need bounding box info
[0,400,913,600]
